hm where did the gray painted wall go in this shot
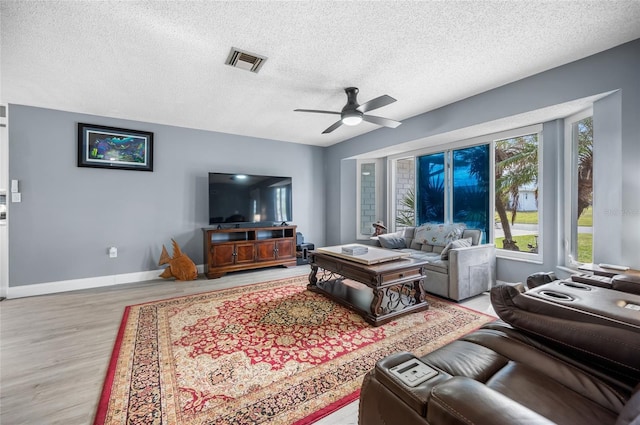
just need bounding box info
[325,39,640,283]
[8,106,325,286]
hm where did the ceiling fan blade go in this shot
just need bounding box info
[356,95,397,113]
[294,109,341,115]
[322,120,344,134]
[362,115,402,128]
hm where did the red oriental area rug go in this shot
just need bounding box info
[94,275,494,425]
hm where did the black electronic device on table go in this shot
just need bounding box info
[296,243,315,265]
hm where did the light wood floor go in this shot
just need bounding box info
[0,266,494,425]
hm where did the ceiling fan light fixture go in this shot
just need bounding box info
[341,110,363,126]
[294,87,399,134]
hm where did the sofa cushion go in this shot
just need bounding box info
[418,243,433,252]
[440,237,473,260]
[462,229,482,246]
[413,223,466,247]
[400,249,442,264]
[399,227,416,248]
[433,245,445,254]
[378,232,407,249]
[422,258,449,273]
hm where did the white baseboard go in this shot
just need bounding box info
[6,264,206,299]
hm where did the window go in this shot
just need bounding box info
[452,145,490,243]
[414,146,490,242]
[391,157,416,229]
[564,110,593,266]
[494,129,542,259]
[416,152,446,224]
[388,124,542,261]
[357,160,382,239]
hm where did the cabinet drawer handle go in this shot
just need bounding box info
[399,273,404,278]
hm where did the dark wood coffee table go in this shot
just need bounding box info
[308,247,429,326]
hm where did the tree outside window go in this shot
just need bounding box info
[575,116,593,263]
[494,134,539,252]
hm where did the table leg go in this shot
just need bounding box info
[371,289,384,316]
[414,278,426,303]
[307,264,319,291]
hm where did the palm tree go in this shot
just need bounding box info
[495,135,538,250]
[577,117,593,219]
[395,187,415,227]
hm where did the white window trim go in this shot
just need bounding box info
[563,108,593,269]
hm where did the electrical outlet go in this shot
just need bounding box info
[109,247,117,258]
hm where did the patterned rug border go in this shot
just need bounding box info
[291,390,361,425]
[94,274,495,425]
[95,305,132,425]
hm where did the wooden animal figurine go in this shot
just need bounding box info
[158,239,198,281]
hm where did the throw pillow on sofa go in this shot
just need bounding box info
[413,223,466,247]
[440,237,473,260]
[378,232,407,249]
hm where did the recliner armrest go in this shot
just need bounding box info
[427,377,555,425]
[374,351,451,416]
[612,274,640,295]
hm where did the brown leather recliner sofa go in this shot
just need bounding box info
[359,280,640,425]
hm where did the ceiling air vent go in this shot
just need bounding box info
[225,47,267,73]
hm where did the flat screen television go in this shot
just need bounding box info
[208,173,293,225]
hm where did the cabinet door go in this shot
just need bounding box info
[256,241,276,261]
[275,239,295,260]
[211,244,235,267]
[235,242,255,264]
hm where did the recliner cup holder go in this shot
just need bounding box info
[539,290,575,301]
[559,282,592,290]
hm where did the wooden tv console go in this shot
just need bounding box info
[203,225,297,278]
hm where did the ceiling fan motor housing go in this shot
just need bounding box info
[341,87,363,125]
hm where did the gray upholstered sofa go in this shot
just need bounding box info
[376,223,496,301]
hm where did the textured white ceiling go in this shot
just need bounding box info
[2,1,640,147]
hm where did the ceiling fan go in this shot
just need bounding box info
[294,87,402,134]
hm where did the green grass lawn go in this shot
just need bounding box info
[495,233,592,261]
[494,235,539,252]
[495,211,538,224]
[577,233,593,263]
[577,207,593,226]
[494,207,593,259]
[494,206,592,226]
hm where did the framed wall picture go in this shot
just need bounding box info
[77,123,154,171]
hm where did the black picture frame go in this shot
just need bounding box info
[77,123,154,171]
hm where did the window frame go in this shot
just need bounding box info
[563,108,593,269]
